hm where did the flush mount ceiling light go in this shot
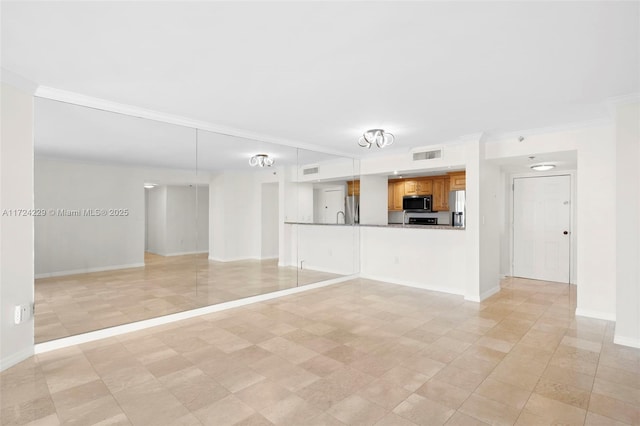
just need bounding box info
[530,163,556,171]
[143,183,157,189]
[249,154,274,167]
[358,129,395,149]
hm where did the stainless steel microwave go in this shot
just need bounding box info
[403,195,432,211]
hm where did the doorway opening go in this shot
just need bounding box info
[512,175,572,283]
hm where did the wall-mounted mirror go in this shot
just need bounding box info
[34,98,201,342]
[34,99,360,343]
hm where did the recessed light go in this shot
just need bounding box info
[393,170,398,175]
[530,164,556,171]
[144,183,157,189]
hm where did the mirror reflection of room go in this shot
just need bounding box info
[34,99,359,343]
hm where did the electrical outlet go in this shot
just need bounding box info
[13,304,34,325]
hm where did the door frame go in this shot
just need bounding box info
[508,170,577,284]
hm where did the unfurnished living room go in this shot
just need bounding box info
[1,1,639,425]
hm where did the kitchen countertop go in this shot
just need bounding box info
[284,222,464,230]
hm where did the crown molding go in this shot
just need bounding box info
[34,86,354,158]
[484,118,613,143]
[1,68,38,94]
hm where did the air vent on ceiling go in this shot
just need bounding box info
[303,166,319,175]
[412,149,442,161]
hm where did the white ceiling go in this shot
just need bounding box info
[3,2,639,158]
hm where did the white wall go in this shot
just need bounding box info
[1,83,35,371]
[34,158,145,276]
[485,125,617,320]
[261,182,279,259]
[360,226,466,295]
[146,186,167,255]
[285,224,359,275]
[614,101,640,347]
[209,168,278,262]
[359,175,387,225]
[147,185,208,256]
[478,148,502,300]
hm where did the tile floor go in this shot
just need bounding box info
[35,253,340,342]
[4,277,639,425]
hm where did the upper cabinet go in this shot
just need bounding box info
[448,171,466,191]
[347,180,360,196]
[387,171,464,211]
[404,180,418,195]
[417,179,433,195]
[432,177,450,212]
[388,180,405,211]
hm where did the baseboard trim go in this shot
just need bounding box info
[358,273,464,296]
[574,308,616,322]
[35,263,145,279]
[156,250,208,257]
[208,256,262,262]
[479,286,501,301]
[0,347,34,372]
[613,335,640,349]
[34,274,359,354]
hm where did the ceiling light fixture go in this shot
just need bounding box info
[358,129,395,149]
[530,164,556,171]
[144,183,157,189]
[249,154,274,167]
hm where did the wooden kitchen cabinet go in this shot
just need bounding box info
[347,180,360,196]
[388,180,405,211]
[448,171,466,191]
[404,180,418,195]
[432,177,450,211]
[416,178,433,195]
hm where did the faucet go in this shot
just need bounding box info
[336,211,345,224]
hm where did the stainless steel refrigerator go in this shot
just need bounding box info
[449,190,465,227]
[345,195,359,224]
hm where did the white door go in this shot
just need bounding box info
[322,189,344,224]
[513,175,571,283]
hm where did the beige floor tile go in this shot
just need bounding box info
[357,378,412,410]
[459,393,521,426]
[1,396,57,426]
[588,392,640,425]
[393,393,455,426]
[444,411,490,426]
[522,393,586,425]
[24,413,63,426]
[113,381,192,426]
[584,411,632,426]
[327,394,388,425]
[534,378,590,409]
[55,395,127,425]
[158,367,229,411]
[3,277,640,426]
[297,366,374,410]
[193,394,255,426]
[234,412,274,426]
[299,355,344,377]
[259,394,323,425]
[235,380,292,412]
[380,366,430,392]
[415,379,471,410]
[375,412,418,426]
[431,365,487,392]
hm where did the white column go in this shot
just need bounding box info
[615,100,640,348]
[1,81,35,371]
